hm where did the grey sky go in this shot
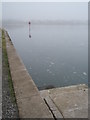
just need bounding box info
[2,2,88,22]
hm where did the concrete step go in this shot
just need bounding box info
[40,84,88,118]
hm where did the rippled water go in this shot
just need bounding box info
[5,24,88,89]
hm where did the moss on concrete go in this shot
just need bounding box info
[2,30,16,103]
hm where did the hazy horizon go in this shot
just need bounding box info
[2,2,88,23]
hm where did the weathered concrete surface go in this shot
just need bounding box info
[4,31,53,118]
[40,84,88,118]
[0,29,2,119]
[43,96,63,118]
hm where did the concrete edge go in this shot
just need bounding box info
[40,84,88,93]
[4,30,53,118]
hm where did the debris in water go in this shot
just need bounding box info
[50,61,55,65]
[49,64,52,67]
[73,72,77,74]
[46,69,52,74]
[46,69,50,72]
[83,72,87,76]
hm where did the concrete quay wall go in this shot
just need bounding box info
[4,30,53,118]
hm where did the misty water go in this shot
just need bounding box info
[5,24,88,90]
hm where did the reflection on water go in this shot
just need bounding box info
[28,21,31,38]
[29,34,31,38]
[4,24,88,90]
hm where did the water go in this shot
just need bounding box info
[4,24,88,89]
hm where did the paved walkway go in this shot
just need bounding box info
[0,29,2,119]
[40,84,88,118]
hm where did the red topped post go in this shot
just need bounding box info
[28,21,31,38]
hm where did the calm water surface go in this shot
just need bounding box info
[5,25,88,89]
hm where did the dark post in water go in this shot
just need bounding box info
[28,21,31,38]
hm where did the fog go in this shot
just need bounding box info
[2,2,88,25]
[2,2,88,88]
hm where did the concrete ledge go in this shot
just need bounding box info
[4,31,53,118]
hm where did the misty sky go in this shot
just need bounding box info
[2,2,88,22]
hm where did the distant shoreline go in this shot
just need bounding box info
[2,20,88,27]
